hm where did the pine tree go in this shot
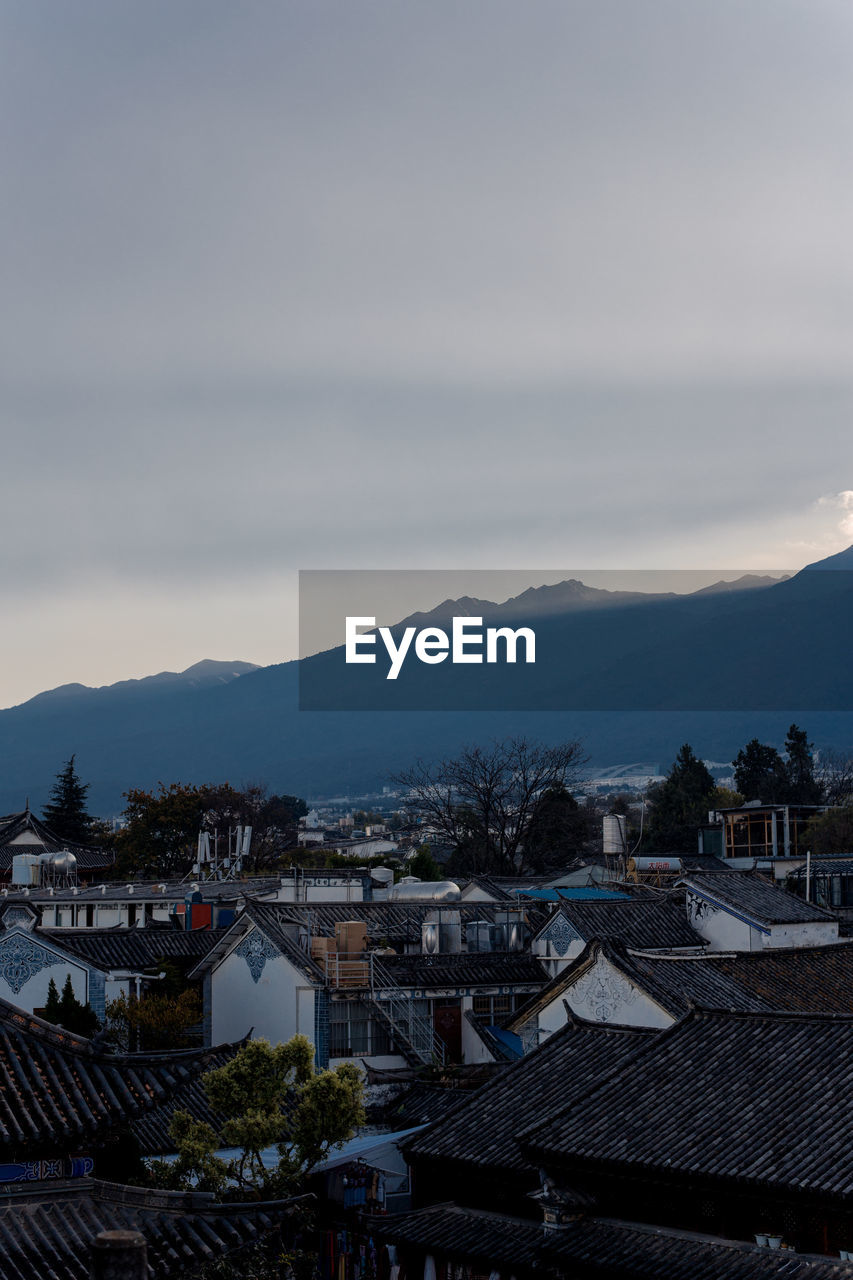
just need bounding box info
[733,738,787,803]
[43,977,61,1023]
[646,744,716,852]
[57,973,99,1037]
[42,755,93,844]
[783,724,822,805]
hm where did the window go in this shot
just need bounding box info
[329,1001,391,1058]
[472,993,518,1021]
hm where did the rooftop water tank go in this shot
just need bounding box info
[389,880,461,902]
[603,814,628,855]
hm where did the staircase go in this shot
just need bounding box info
[369,959,447,1067]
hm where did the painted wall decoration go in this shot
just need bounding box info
[0,932,60,994]
[540,913,582,957]
[572,957,641,1023]
[234,930,280,983]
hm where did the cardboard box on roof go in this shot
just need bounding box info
[310,935,336,957]
[335,919,368,954]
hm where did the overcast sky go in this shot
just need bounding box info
[1,1,853,708]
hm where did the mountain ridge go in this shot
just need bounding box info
[1,552,850,813]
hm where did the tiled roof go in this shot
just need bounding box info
[2,877,280,903]
[0,1178,281,1280]
[541,897,702,950]
[406,1016,654,1174]
[0,811,115,873]
[387,1083,484,1129]
[44,927,228,972]
[130,1073,224,1157]
[379,1204,853,1279]
[520,1008,853,1198]
[380,1203,543,1267]
[376,950,546,989]
[681,871,838,925]
[0,997,243,1160]
[230,899,546,953]
[271,899,549,943]
[682,942,853,1014]
[511,938,853,1032]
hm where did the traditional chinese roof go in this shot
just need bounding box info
[681,871,838,926]
[512,938,853,1031]
[635,940,853,1016]
[376,950,547,990]
[0,1178,283,1280]
[537,896,702,951]
[520,1008,853,1199]
[379,1203,852,1279]
[130,1074,224,1157]
[269,899,549,944]
[0,811,114,875]
[44,927,229,973]
[406,1015,655,1175]
[0,997,244,1161]
[2,877,281,904]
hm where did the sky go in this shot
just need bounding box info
[1,1,853,708]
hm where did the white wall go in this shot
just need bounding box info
[765,920,839,948]
[460,996,496,1064]
[530,952,673,1046]
[210,945,314,1047]
[687,890,840,951]
[0,936,90,1014]
[686,890,759,951]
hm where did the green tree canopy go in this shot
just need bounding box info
[43,977,62,1023]
[105,988,202,1052]
[522,784,592,873]
[782,724,822,804]
[155,1035,365,1198]
[733,738,787,803]
[407,844,442,881]
[114,781,307,878]
[803,805,853,855]
[733,725,821,805]
[42,755,94,844]
[645,744,716,852]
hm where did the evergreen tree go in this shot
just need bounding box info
[43,977,61,1023]
[56,973,100,1037]
[646,744,716,852]
[783,724,822,804]
[42,755,93,844]
[733,726,822,805]
[733,738,787,803]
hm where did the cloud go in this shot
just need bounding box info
[818,491,853,539]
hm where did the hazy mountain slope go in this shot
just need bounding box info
[0,560,850,813]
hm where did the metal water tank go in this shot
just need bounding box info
[389,880,461,902]
[603,814,628,855]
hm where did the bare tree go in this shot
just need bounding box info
[815,749,853,807]
[394,737,587,875]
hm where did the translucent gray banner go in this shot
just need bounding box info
[298,568,853,712]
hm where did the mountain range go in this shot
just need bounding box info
[1,553,851,814]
